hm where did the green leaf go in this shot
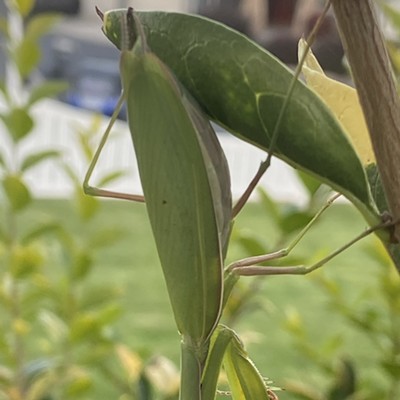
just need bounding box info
[258,189,281,226]
[103,10,377,225]
[38,310,68,343]
[97,170,126,187]
[70,313,99,342]
[280,211,313,235]
[0,17,8,38]
[123,36,225,343]
[87,227,125,249]
[21,150,60,172]
[79,285,121,310]
[10,243,43,278]
[12,0,34,17]
[71,250,93,281]
[25,13,61,41]
[327,359,356,400]
[296,170,321,196]
[65,373,93,396]
[2,174,32,211]
[366,164,388,214]
[0,80,7,98]
[21,221,62,244]
[28,80,68,106]
[75,188,99,220]
[13,38,41,78]
[0,150,6,170]
[223,329,271,400]
[382,3,400,32]
[201,325,234,399]
[1,107,34,142]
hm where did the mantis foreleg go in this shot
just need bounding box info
[83,20,145,203]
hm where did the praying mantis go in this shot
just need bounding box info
[83,4,397,399]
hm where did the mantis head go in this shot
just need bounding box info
[96,6,137,51]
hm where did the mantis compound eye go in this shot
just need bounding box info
[95,6,104,21]
[99,7,137,51]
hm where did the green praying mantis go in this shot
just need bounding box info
[83,4,397,400]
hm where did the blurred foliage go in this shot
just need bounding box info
[283,238,400,399]
[230,170,400,399]
[224,171,327,326]
[0,2,179,399]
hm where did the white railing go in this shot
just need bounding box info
[0,99,309,206]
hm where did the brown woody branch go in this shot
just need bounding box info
[331,0,400,243]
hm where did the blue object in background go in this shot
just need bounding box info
[64,58,125,119]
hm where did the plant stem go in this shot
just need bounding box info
[331,0,400,245]
[179,338,203,400]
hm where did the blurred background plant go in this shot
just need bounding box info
[0,1,179,399]
[228,173,400,399]
[1,1,400,399]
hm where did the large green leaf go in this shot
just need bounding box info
[102,10,377,225]
[122,36,226,345]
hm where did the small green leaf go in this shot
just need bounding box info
[21,150,60,172]
[280,211,313,235]
[382,3,400,32]
[21,221,61,244]
[79,285,121,310]
[1,108,34,142]
[258,189,280,226]
[70,313,98,342]
[94,304,121,326]
[10,243,44,278]
[2,174,32,211]
[327,359,356,400]
[38,310,68,343]
[223,329,271,400]
[13,38,40,78]
[72,250,93,281]
[75,188,99,220]
[0,150,6,170]
[296,170,321,196]
[62,163,80,186]
[87,227,125,249]
[202,325,234,399]
[0,17,8,38]
[65,372,92,396]
[28,80,68,106]
[12,0,35,16]
[26,13,61,41]
[366,164,388,213]
[97,170,126,187]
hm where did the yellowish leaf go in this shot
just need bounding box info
[298,39,375,165]
[115,344,142,381]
